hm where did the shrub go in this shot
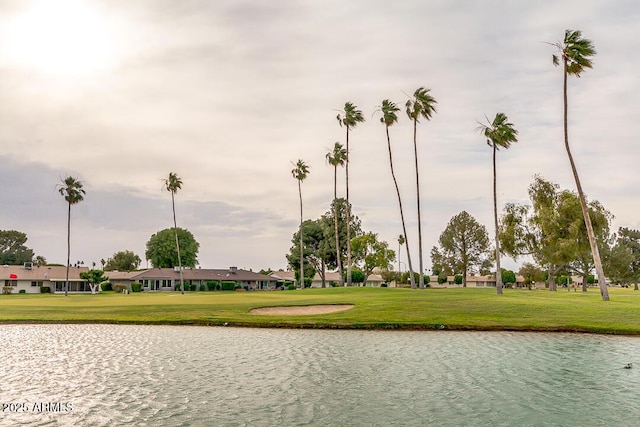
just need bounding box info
[113,283,127,293]
[131,282,142,292]
[207,281,217,291]
[215,284,221,291]
[287,284,296,290]
[221,281,236,291]
[329,281,338,288]
[40,286,51,294]
[101,282,112,291]
[381,283,387,288]
[19,289,26,294]
[2,286,12,295]
[454,274,463,285]
[199,284,206,292]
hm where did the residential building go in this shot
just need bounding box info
[0,264,90,294]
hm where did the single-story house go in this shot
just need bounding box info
[132,267,279,291]
[1,263,91,294]
[270,270,385,288]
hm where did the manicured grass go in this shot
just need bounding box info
[1,287,639,334]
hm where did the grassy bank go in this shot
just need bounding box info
[1,287,640,334]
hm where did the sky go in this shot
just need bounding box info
[0,0,638,273]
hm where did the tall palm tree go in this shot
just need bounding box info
[326,142,347,287]
[336,102,364,286]
[164,172,184,294]
[406,87,437,289]
[477,112,518,295]
[380,99,416,288]
[291,159,310,288]
[551,29,609,301]
[397,234,405,274]
[58,176,85,297]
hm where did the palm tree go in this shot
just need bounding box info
[379,99,416,288]
[58,176,85,297]
[406,87,437,289]
[397,234,405,274]
[477,113,518,295]
[336,102,364,286]
[326,142,347,287]
[551,29,609,301]
[291,159,310,288]
[164,172,184,294]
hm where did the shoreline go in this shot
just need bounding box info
[1,319,638,336]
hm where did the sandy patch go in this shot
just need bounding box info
[250,304,354,315]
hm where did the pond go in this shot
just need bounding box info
[1,325,638,426]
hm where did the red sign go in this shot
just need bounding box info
[9,274,17,279]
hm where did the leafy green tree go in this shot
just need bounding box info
[79,269,108,294]
[477,112,518,294]
[501,269,517,286]
[379,99,415,288]
[518,263,545,289]
[607,228,640,290]
[104,250,142,271]
[431,211,491,287]
[164,172,185,294]
[0,230,35,265]
[560,193,613,292]
[550,30,608,301]
[145,228,199,269]
[351,232,395,286]
[380,269,399,285]
[500,176,569,291]
[287,219,329,287]
[406,87,437,289]
[326,142,347,286]
[347,268,365,285]
[58,176,85,297]
[336,102,364,287]
[500,176,612,293]
[320,198,362,275]
[291,159,310,288]
[33,255,47,267]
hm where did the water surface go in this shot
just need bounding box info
[1,325,638,426]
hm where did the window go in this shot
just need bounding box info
[5,280,17,287]
[31,281,43,287]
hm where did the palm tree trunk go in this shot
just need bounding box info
[65,202,70,297]
[387,126,416,288]
[333,165,344,287]
[563,61,610,301]
[298,180,304,289]
[493,143,503,295]
[172,192,184,294]
[345,126,352,287]
[413,120,425,289]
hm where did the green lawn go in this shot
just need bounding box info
[1,287,639,334]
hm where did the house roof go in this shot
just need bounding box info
[105,271,142,280]
[132,268,277,282]
[270,270,384,283]
[0,265,88,281]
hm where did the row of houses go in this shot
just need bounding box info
[2,263,556,294]
[2,264,281,294]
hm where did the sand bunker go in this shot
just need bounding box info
[250,304,354,315]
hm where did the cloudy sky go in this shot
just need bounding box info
[0,0,638,273]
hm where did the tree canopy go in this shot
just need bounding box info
[145,228,199,268]
[104,250,142,271]
[0,230,35,265]
[431,211,491,287]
